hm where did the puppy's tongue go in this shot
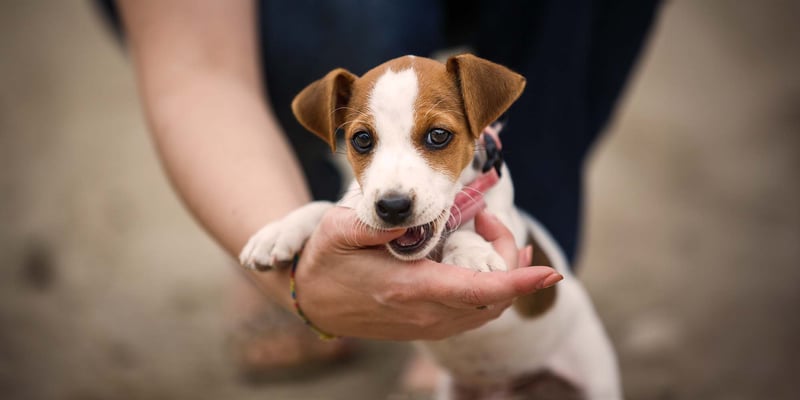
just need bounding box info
[396,225,425,247]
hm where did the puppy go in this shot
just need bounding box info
[240,54,621,399]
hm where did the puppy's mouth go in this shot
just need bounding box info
[389,221,436,255]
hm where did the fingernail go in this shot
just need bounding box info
[538,273,564,289]
[525,246,533,264]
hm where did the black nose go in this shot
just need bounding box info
[375,194,412,225]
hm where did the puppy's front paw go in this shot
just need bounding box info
[442,231,508,272]
[239,202,332,271]
[239,220,306,271]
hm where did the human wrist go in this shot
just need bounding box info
[246,266,294,311]
[289,253,338,340]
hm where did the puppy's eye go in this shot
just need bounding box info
[351,131,374,153]
[425,128,452,149]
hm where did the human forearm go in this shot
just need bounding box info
[142,74,310,256]
[118,0,309,257]
[118,0,306,309]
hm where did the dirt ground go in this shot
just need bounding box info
[1,1,798,399]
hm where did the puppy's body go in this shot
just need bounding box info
[241,55,621,399]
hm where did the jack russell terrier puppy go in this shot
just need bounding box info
[240,54,621,400]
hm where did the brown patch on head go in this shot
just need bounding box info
[407,54,526,181]
[513,234,558,318]
[340,100,375,185]
[411,57,474,180]
[336,61,386,184]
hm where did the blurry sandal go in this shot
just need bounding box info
[228,302,355,383]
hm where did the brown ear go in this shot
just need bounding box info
[446,54,526,137]
[291,68,357,151]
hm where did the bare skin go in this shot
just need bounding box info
[117,0,561,342]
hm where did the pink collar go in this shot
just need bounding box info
[446,124,504,230]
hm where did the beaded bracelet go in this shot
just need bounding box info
[289,253,338,341]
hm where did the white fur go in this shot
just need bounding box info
[239,201,332,269]
[240,63,622,399]
[441,230,507,272]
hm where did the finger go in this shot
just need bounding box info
[322,206,406,247]
[474,209,518,268]
[419,262,563,308]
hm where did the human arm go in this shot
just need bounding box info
[118,0,310,305]
[117,0,303,254]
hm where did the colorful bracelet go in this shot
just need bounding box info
[289,253,338,341]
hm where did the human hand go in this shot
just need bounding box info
[292,207,562,341]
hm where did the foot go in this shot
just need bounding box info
[442,230,508,272]
[228,302,354,382]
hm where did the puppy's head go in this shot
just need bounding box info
[292,54,525,260]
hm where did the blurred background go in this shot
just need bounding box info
[1,1,798,399]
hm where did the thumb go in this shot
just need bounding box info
[323,206,406,248]
[474,209,519,268]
